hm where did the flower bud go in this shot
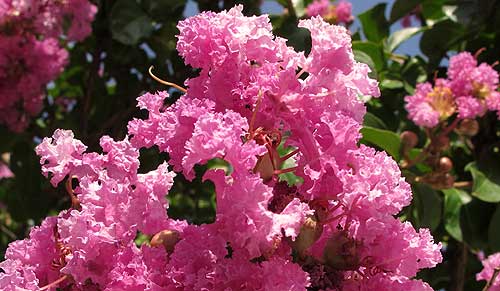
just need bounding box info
[150,230,181,253]
[400,131,418,151]
[456,119,479,136]
[290,215,323,257]
[437,157,453,173]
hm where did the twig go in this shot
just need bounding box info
[483,267,500,291]
[65,176,81,210]
[286,0,297,18]
[40,275,69,290]
[149,66,187,93]
[453,181,473,188]
[0,223,16,240]
[450,242,468,291]
[441,118,460,137]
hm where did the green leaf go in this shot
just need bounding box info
[386,27,426,52]
[273,15,311,52]
[465,162,500,203]
[389,0,421,23]
[421,0,446,26]
[442,4,480,26]
[380,79,404,90]
[275,0,310,18]
[461,199,494,249]
[359,4,389,43]
[111,0,154,45]
[7,141,50,221]
[443,188,471,241]
[401,56,428,87]
[411,183,442,231]
[360,126,401,160]
[352,41,385,72]
[353,50,376,75]
[420,20,465,67]
[489,205,500,251]
[408,148,433,173]
[363,112,387,129]
[277,142,303,186]
[142,0,186,21]
[291,0,307,18]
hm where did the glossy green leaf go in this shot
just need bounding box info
[421,0,447,25]
[360,126,401,160]
[380,79,404,89]
[443,4,480,26]
[386,27,426,52]
[401,56,428,87]
[275,0,310,18]
[273,15,311,52]
[443,188,471,242]
[291,0,307,18]
[411,184,442,231]
[353,50,376,75]
[461,199,494,250]
[111,0,154,45]
[389,0,421,23]
[465,162,500,203]
[359,4,389,43]
[352,41,385,72]
[420,20,465,67]
[363,112,387,129]
[141,0,186,21]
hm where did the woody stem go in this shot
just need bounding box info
[483,267,500,291]
[248,90,263,140]
[40,274,69,290]
[148,66,187,93]
[280,149,300,162]
[274,166,298,175]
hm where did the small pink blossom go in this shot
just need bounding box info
[335,1,354,24]
[405,80,456,127]
[306,0,330,17]
[0,161,13,179]
[448,52,500,119]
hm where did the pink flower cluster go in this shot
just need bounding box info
[306,0,353,25]
[405,51,500,127]
[477,253,500,290]
[0,0,97,132]
[0,6,441,290]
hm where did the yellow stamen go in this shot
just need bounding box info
[426,86,455,120]
[472,82,490,100]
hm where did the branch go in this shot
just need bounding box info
[0,223,16,240]
[483,267,500,291]
[450,242,468,291]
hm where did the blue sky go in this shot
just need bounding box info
[185,0,421,56]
